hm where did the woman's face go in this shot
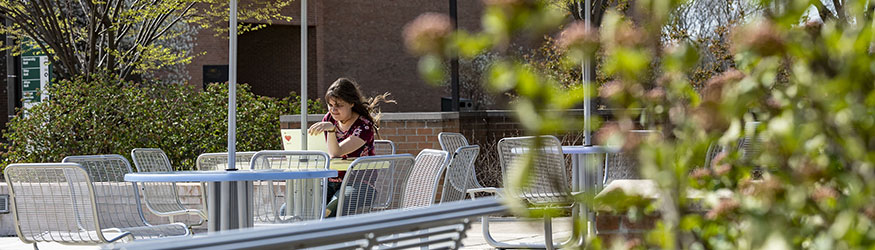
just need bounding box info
[327,97,354,122]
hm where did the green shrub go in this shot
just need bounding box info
[1,76,324,172]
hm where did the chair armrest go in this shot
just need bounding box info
[467,187,501,200]
[595,179,659,200]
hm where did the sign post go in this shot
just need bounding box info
[20,39,51,110]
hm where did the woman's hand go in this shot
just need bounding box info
[308,122,336,136]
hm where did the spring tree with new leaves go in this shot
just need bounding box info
[0,0,295,81]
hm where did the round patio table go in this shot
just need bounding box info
[125,169,337,232]
[561,145,620,238]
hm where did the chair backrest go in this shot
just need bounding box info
[401,149,451,208]
[130,148,174,172]
[62,155,147,230]
[374,140,396,155]
[4,163,105,244]
[440,145,480,203]
[196,152,257,171]
[250,150,331,170]
[603,130,661,186]
[194,151,256,221]
[439,132,485,189]
[129,148,189,217]
[698,122,760,176]
[703,143,725,169]
[497,135,570,204]
[249,150,331,222]
[439,132,469,153]
[739,121,763,162]
[337,154,416,217]
[738,121,766,178]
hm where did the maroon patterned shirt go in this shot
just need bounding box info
[322,113,376,159]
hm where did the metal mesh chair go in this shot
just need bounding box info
[374,140,396,155]
[594,130,662,237]
[472,135,572,249]
[336,154,416,217]
[249,150,331,223]
[703,143,725,169]
[739,122,763,159]
[438,132,469,153]
[130,148,206,225]
[400,149,451,209]
[739,121,765,177]
[5,160,189,247]
[194,152,256,217]
[440,145,480,203]
[603,151,640,185]
[602,130,661,186]
[739,136,762,161]
[438,132,486,191]
[497,135,572,205]
[196,152,256,171]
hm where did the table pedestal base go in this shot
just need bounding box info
[207,181,254,232]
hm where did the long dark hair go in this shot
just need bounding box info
[325,78,393,134]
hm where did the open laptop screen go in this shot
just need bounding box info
[281,129,330,152]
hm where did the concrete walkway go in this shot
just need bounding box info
[462,217,573,249]
[0,217,573,250]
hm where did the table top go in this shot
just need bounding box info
[330,158,354,171]
[561,145,621,154]
[125,169,338,182]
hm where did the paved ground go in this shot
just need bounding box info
[0,217,573,250]
[462,217,573,249]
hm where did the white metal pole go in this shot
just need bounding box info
[583,0,591,147]
[300,0,308,150]
[228,0,238,169]
[582,0,593,240]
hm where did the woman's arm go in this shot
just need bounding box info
[308,120,369,158]
[326,134,366,158]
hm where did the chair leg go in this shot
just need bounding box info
[482,215,565,249]
[32,243,38,250]
[544,215,554,250]
[567,203,586,248]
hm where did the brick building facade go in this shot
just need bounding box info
[189,1,486,112]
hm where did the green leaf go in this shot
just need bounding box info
[418,54,447,85]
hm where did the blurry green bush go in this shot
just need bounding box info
[1,75,324,171]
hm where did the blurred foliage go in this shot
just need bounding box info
[524,35,586,92]
[0,75,324,172]
[407,0,875,248]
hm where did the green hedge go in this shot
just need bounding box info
[1,76,325,171]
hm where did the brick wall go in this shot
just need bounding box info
[188,1,487,112]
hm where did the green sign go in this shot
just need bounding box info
[19,38,51,109]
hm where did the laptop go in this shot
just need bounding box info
[281,129,354,170]
[281,129,330,152]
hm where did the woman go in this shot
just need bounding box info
[307,78,378,217]
[307,78,377,158]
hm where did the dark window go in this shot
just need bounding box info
[203,65,229,89]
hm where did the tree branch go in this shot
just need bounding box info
[832,0,846,22]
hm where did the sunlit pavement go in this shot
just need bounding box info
[0,217,573,250]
